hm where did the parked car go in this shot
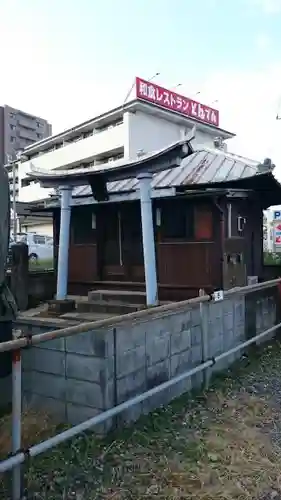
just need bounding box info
[9,233,53,264]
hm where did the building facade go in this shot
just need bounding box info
[0,105,52,200]
[16,76,234,204]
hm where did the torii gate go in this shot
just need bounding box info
[27,132,196,307]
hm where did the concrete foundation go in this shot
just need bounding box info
[47,299,76,315]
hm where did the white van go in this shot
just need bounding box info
[10,233,54,263]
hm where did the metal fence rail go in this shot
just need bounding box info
[0,278,280,499]
[0,277,280,355]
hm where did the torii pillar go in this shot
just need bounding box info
[138,172,158,306]
[56,185,72,300]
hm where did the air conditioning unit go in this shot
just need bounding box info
[213,137,223,149]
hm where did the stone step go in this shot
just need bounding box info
[61,311,115,322]
[88,289,147,305]
[76,300,145,315]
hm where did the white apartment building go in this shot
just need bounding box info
[11,76,234,206]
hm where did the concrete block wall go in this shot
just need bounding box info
[206,295,245,373]
[114,296,246,424]
[19,322,114,431]
[11,286,279,431]
[256,294,277,342]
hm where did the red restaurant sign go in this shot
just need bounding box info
[135,77,219,127]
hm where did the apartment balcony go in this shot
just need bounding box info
[17,116,37,130]
[17,127,38,141]
[21,123,125,173]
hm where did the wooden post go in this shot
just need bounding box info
[11,242,29,311]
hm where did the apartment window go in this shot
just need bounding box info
[95,117,123,133]
[36,121,43,128]
[96,124,109,133]
[9,177,18,184]
[97,152,124,164]
[10,136,16,143]
[9,112,16,119]
[10,124,16,131]
[36,133,42,139]
[83,130,93,138]
[25,151,39,161]
[21,178,31,188]
[68,135,82,143]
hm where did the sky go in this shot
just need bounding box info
[1,0,281,175]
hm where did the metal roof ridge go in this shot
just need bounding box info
[198,145,259,165]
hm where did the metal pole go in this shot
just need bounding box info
[199,297,210,389]
[138,172,158,306]
[0,358,214,474]
[0,293,212,354]
[12,163,17,242]
[56,186,72,300]
[0,278,280,355]
[11,330,22,500]
[123,72,160,105]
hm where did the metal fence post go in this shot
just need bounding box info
[200,299,210,389]
[199,289,210,389]
[11,330,22,500]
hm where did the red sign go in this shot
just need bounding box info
[135,77,219,127]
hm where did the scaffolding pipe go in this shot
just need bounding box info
[0,278,280,354]
[1,319,280,475]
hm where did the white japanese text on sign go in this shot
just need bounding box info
[135,77,219,127]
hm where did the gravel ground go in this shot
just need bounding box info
[2,340,281,499]
[236,347,281,500]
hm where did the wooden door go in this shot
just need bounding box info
[98,204,124,281]
[99,202,144,282]
[120,202,144,281]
